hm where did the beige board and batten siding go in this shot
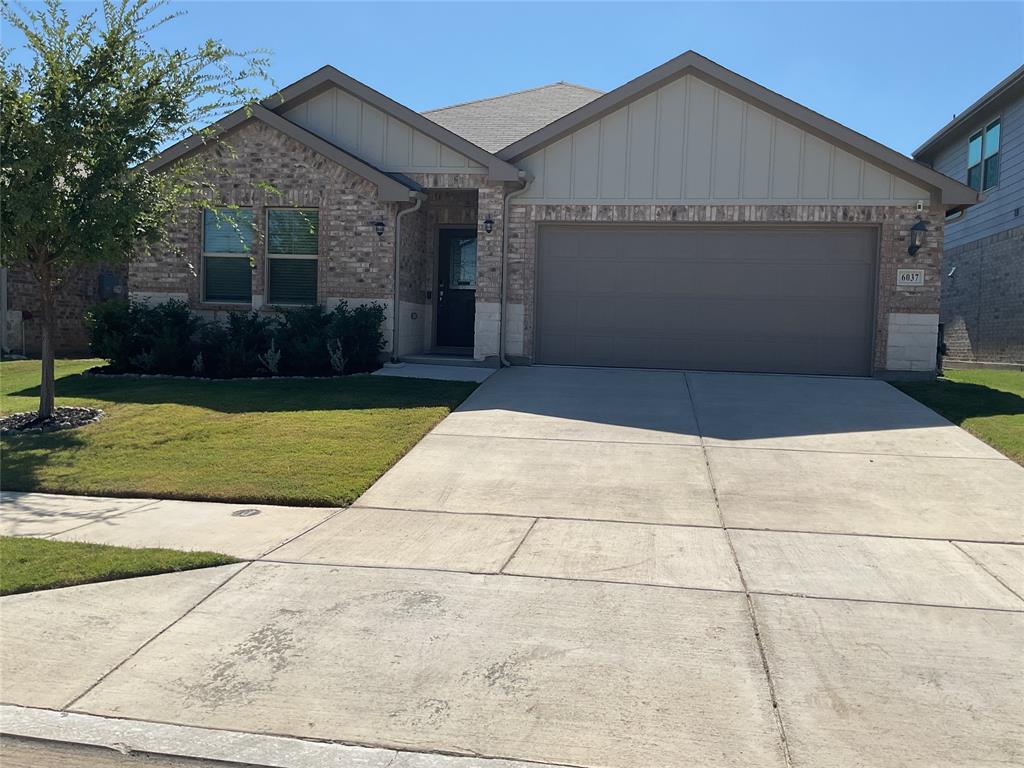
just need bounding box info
[283,86,486,175]
[517,75,931,204]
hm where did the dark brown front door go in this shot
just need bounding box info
[436,228,477,349]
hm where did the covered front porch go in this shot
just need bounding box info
[393,186,507,365]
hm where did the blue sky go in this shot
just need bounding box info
[4,1,1022,155]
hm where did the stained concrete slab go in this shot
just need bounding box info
[357,433,719,526]
[0,564,245,709]
[710,447,1024,541]
[956,542,1024,598]
[433,366,700,444]
[53,499,338,559]
[0,492,156,537]
[687,371,1003,458]
[732,530,1023,609]
[754,594,1024,768]
[74,563,787,768]
[505,518,742,591]
[269,507,533,573]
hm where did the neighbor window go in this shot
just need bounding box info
[266,208,319,305]
[967,119,1000,191]
[203,208,253,303]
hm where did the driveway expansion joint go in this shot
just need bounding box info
[59,562,253,712]
[684,371,795,768]
[950,540,1024,603]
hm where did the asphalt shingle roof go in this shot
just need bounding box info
[422,82,604,153]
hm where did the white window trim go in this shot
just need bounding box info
[967,116,1001,192]
[265,207,320,307]
[201,208,254,305]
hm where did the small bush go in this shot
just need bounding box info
[84,300,136,371]
[85,299,386,378]
[217,311,275,378]
[276,305,331,376]
[329,301,387,374]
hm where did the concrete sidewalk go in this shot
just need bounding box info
[2,367,1022,768]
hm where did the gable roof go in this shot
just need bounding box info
[264,66,522,181]
[498,51,978,207]
[422,82,604,153]
[913,64,1024,160]
[145,104,421,202]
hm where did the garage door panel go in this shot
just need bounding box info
[536,226,876,375]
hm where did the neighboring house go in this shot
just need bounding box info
[1,264,126,357]
[914,65,1024,367]
[140,51,977,378]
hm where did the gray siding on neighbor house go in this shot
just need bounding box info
[283,86,486,175]
[931,91,1024,249]
[517,75,931,205]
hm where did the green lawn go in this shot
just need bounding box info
[896,368,1024,465]
[0,535,237,595]
[1,359,477,505]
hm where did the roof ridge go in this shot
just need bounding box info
[422,81,602,114]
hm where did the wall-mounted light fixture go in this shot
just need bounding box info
[908,219,927,256]
[483,215,495,234]
[373,220,385,238]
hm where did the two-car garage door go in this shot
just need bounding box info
[535,226,878,376]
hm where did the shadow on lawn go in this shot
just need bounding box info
[0,427,87,495]
[896,380,1024,426]
[10,372,478,414]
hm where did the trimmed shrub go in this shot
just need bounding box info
[328,302,387,374]
[217,311,275,378]
[84,300,136,371]
[84,300,386,378]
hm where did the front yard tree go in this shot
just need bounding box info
[0,0,268,419]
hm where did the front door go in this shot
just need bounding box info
[436,228,477,349]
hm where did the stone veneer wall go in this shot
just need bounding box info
[505,203,944,374]
[939,224,1024,365]
[130,120,399,339]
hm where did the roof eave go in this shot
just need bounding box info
[265,67,522,183]
[498,50,978,208]
[913,64,1024,159]
[144,104,419,203]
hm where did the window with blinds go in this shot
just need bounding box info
[267,209,318,305]
[203,208,253,303]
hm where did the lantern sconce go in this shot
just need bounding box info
[373,220,385,238]
[483,215,495,235]
[908,219,927,256]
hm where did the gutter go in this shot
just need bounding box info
[498,171,533,366]
[391,191,427,363]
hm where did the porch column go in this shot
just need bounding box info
[473,183,505,362]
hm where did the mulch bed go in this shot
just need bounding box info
[0,406,104,435]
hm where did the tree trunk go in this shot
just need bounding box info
[38,265,56,420]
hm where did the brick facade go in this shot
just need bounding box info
[505,203,944,374]
[130,120,399,315]
[939,224,1024,365]
[3,263,126,356]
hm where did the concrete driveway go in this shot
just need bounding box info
[3,367,1022,768]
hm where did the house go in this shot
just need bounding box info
[913,65,1024,367]
[139,51,977,378]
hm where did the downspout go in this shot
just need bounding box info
[499,170,533,366]
[391,191,427,363]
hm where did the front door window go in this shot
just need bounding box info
[448,237,477,289]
